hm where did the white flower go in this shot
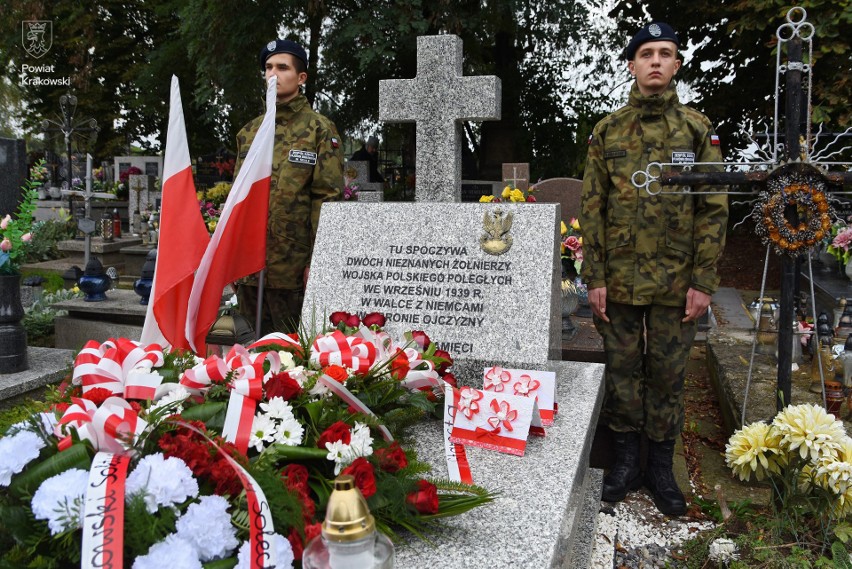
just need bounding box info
[0,430,46,486]
[235,533,294,569]
[708,537,739,564]
[175,495,239,561]
[724,421,784,482]
[150,384,190,415]
[348,422,374,459]
[278,350,296,370]
[259,397,295,421]
[31,468,88,535]
[325,440,351,475]
[132,534,202,569]
[288,366,309,387]
[772,403,845,463]
[249,414,278,453]
[126,454,199,513]
[274,417,304,446]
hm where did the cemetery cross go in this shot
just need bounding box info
[632,7,852,413]
[503,165,528,192]
[379,35,502,202]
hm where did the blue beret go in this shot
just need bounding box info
[625,22,679,60]
[259,39,308,70]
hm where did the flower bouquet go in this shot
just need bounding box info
[828,221,852,267]
[0,161,41,275]
[479,184,537,203]
[0,312,493,568]
[560,217,584,276]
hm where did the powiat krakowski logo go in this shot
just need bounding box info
[22,20,52,59]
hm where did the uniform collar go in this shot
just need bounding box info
[628,82,679,119]
[276,93,308,117]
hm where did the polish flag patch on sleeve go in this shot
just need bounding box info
[710,134,720,146]
[587,134,593,145]
[331,137,340,149]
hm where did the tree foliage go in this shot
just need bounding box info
[609,0,852,157]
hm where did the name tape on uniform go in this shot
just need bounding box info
[671,151,695,164]
[289,149,318,165]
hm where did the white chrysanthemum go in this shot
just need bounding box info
[325,440,351,475]
[259,397,295,421]
[126,454,199,513]
[708,537,739,564]
[150,384,190,415]
[249,414,278,453]
[773,403,845,463]
[31,468,88,535]
[235,533,294,569]
[725,421,784,481]
[132,534,202,569]
[348,422,374,459]
[0,429,46,486]
[278,350,296,370]
[274,417,304,446]
[175,495,239,561]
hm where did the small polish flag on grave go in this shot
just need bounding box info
[185,77,277,354]
[140,76,209,351]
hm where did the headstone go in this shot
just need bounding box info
[345,160,383,202]
[304,202,562,366]
[502,162,530,192]
[379,36,501,202]
[128,175,161,234]
[195,150,236,190]
[113,156,163,184]
[0,138,27,216]
[533,177,584,225]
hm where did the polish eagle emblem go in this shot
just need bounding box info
[480,209,513,256]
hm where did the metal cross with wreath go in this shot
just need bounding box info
[630,7,852,422]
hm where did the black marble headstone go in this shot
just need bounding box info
[0,138,27,217]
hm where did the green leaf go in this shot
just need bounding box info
[179,401,228,431]
[833,522,852,544]
[263,444,329,462]
[8,443,91,499]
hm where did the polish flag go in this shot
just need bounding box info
[185,77,277,354]
[140,76,209,351]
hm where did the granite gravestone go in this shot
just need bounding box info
[0,138,27,217]
[379,36,501,202]
[345,160,383,202]
[303,202,562,365]
[128,175,161,234]
[534,177,584,225]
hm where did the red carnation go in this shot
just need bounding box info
[525,195,537,202]
[317,421,352,449]
[281,463,310,492]
[51,402,70,414]
[82,387,113,406]
[345,313,361,328]
[329,311,349,326]
[323,364,349,383]
[442,372,458,388]
[390,349,409,380]
[362,312,386,328]
[374,441,408,473]
[288,527,305,561]
[411,330,432,350]
[266,372,302,401]
[434,349,453,374]
[305,522,322,542]
[418,386,438,402]
[406,479,439,514]
[341,457,377,498]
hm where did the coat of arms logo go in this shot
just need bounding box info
[480,208,514,256]
[22,20,52,59]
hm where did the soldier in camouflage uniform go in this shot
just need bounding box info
[579,22,728,516]
[234,39,344,334]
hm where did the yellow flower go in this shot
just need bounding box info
[561,221,568,235]
[816,437,852,516]
[196,191,204,201]
[479,195,496,203]
[502,186,511,199]
[570,217,581,231]
[772,403,845,463]
[725,421,784,481]
[509,189,525,202]
[207,220,218,233]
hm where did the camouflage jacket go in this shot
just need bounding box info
[579,82,728,306]
[234,93,343,289]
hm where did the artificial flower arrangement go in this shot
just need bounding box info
[560,217,584,275]
[0,161,41,275]
[725,403,852,541]
[0,311,493,568]
[479,184,537,203]
[343,183,360,201]
[827,218,852,266]
[198,182,233,233]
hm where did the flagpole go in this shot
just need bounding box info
[255,268,266,341]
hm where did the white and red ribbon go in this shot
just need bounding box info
[311,330,377,374]
[221,346,280,454]
[58,397,148,454]
[179,355,229,391]
[81,452,130,569]
[73,338,165,400]
[442,382,473,484]
[317,374,394,442]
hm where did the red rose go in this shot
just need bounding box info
[266,372,302,400]
[323,364,349,383]
[374,441,408,473]
[433,349,453,374]
[82,387,113,406]
[525,195,537,202]
[362,312,386,328]
[345,313,361,328]
[317,421,352,448]
[406,479,439,514]
[442,372,458,388]
[341,457,377,498]
[390,349,410,380]
[418,386,438,402]
[281,463,310,492]
[330,311,349,326]
[411,330,432,350]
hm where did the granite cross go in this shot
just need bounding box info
[379,35,501,202]
[632,7,852,413]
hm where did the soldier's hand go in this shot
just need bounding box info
[589,287,609,323]
[683,288,711,323]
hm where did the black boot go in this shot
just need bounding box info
[645,439,687,516]
[601,431,642,502]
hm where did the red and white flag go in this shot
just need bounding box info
[140,76,209,351]
[185,77,277,354]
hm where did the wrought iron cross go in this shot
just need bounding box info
[631,7,852,414]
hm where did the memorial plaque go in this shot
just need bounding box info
[303,202,561,364]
